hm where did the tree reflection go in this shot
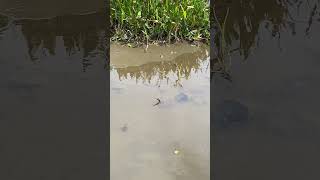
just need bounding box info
[211,0,320,80]
[113,47,209,85]
[0,14,9,39]
[0,12,108,72]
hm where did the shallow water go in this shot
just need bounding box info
[212,0,320,179]
[0,6,107,180]
[0,0,104,19]
[110,43,210,180]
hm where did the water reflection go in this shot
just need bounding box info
[0,6,107,179]
[212,0,320,78]
[110,44,210,179]
[0,0,104,19]
[111,44,209,85]
[0,14,9,38]
[0,12,108,70]
[212,1,320,179]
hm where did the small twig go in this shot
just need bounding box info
[153,98,161,106]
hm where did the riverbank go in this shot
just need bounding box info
[111,0,209,45]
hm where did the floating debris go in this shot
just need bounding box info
[153,98,161,106]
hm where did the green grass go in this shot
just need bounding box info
[111,0,209,44]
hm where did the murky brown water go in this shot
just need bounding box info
[4,0,320,179]
[0,3,107,179]
[212,0,320,179]
[0,0,104,19]
[110,43,210,180]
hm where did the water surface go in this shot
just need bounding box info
[0,0,104,19]
[110,43,210,180]
[0,5,107,179]
[212,0,320,179]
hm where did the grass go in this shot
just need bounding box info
[111,0,209,45]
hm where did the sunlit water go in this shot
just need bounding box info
[110,43,210,180]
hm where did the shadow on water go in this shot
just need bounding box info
[0,0,105,19]
[0,12,108,71]
[211,0,320,80]
[0,6,108,179]
[212,0,320,179]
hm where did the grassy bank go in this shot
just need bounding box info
[111,0,209,45]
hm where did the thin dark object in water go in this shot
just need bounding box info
[153,98,161,106]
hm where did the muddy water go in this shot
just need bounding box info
[0,5,107,180]
[213,0,320,179]
[0,0,104,19]
[110,43,210,180]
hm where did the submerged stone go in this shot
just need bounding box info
[175,92,189,103]
[213,100,249,128]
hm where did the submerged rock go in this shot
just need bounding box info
[213,100,249,128]
[156,91,193,108]
[175,92,189,103]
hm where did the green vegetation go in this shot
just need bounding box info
[111,0,209,44]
